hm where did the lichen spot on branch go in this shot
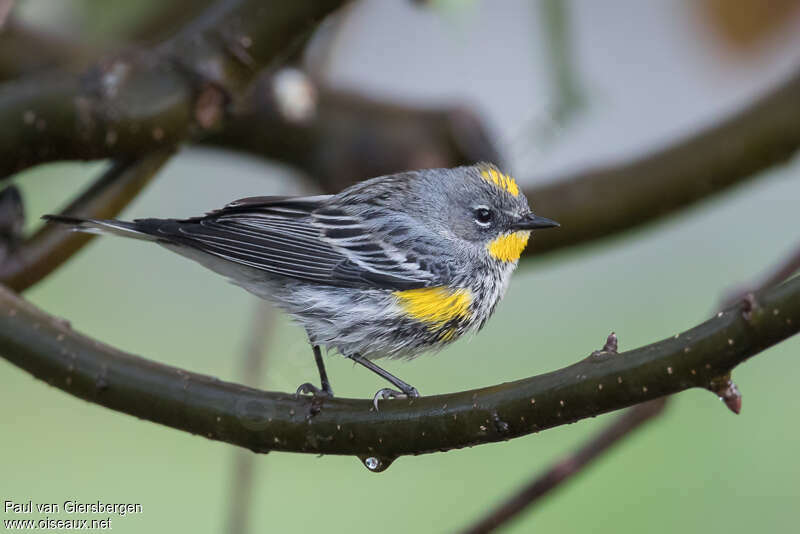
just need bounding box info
[393,287,472,327]
[487,231,531,262]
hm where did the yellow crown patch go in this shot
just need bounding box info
[479,166,520,197]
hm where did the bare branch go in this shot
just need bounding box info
[0,0,348,178]
[0,273,796,460]
[205,82,502,193]
[524,68,800,256]
[216,66,800,259]
[0,149,172,291]
[2,11,796,267]
[723,240,800,308]
[461,398,668,534]
[0,184,23,260]
[0,19,92,80]
[226,301,275,534]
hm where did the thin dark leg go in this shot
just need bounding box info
[348,353,419,397]
[312,345,333,395]
[296,344,333,397]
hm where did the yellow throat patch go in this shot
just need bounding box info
[487,231,531,262]
[480,166,520,197]
[394,287,472,327]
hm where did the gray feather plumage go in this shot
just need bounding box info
[44,164,537,360]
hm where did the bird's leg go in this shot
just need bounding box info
[296,345,334,397]
[347,353,420,410]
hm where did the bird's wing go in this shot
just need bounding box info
[139,195,437,290]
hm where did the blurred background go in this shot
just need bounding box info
[2,0,800,532]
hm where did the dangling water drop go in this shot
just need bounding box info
[358,454,396,472]
[365,457,379,470]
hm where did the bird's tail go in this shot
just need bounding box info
[42,215,157,242]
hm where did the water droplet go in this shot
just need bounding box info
[358,454,396,473]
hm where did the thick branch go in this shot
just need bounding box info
[524,69,800,256]
[226,300,275,534]
[0,19,92,80]
[205,83,501,193]
[0,273,797,460]
[3,14,796,265]
[0,149,172,291]
[0,0,347,178]
[218,66,800,258]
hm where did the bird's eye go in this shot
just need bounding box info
[474,207,493,226]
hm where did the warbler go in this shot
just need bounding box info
[44,163,558,407]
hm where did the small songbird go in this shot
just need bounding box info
[44,163,558,407]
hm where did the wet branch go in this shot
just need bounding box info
[0,273,796,461]
[461,398,668,534]
[0,149,173,291]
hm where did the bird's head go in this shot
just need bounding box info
[416,163,559,263]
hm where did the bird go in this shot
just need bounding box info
[43,163,559,408]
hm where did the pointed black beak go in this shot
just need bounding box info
[511,213,560,231]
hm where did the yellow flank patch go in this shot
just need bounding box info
[487,231,531,262]
[480,167,520,197]
[394,287,472,327]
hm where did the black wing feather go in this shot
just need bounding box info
[134,195,434,290]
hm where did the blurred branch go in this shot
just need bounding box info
[205,77,501,192]
[0,22,500,191]
[226,300,274,534]
[0,1,225,81]
[539,0,585,125]
[0,0,348,179]
[217,65,800,257]
[0,184,23,262]
[524,68,800,257]
[0,19,93,80]
[461,398,668,534]
[123,0,219,44]
[1,272,797,460]
[723,240,800,308]
[0,149,172,291]
[0,4,795,264]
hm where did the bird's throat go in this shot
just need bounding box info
[486,231,531,262]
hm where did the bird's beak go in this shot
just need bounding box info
[511,213,560,231]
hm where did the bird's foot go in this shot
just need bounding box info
[295,382,333,398]
[372,386,420,411]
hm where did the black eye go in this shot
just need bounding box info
[474,207,493,226]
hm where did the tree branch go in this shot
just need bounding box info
[0,149,172,291]
[1,271,796,461]
[723,239,800,308]
[226,300,275,534]
[216,66,800,258]
[461,398,668,534]
[524,68,800,256]
[205,82,502,193]
[0,0,348,178]
[3,9,796,267]
[0,19,92,80]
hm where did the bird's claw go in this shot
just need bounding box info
[295,382,333,398]
[372,387,420,411]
